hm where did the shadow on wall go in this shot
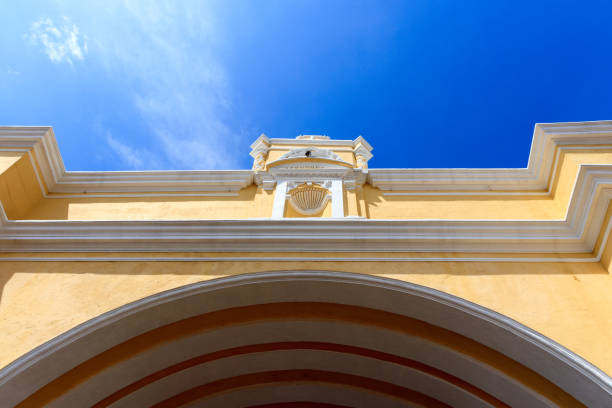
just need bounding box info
[20,187,263,221]
[0,270,12,308]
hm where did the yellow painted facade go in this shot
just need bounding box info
[0,124,611,406]
[1,260,611,374]
[6,149,612,222]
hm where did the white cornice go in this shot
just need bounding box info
[249,133,270,158]
[368,120,612,191]
[1,163,612,258]
[3,122,612,258]
[54,170,253,193]
[2,121,612,196]
[265,137,366,147]
[0,127,253,195]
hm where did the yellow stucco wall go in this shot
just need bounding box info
[25,185,276,220]
[0,153,23,174]
[1,148,605,221]
[1,135,612,381]
[0,259,610,375]
[19,188,563,220]
[0,153,43,220]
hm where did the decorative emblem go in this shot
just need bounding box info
[288,183,330,215]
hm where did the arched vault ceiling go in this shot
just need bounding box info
[0,272,609,407]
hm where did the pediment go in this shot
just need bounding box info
[267,147,353,170]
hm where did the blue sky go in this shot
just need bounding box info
[1,1,611,171]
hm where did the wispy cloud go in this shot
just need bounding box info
[106,132,141,168]
[26,16,88,65]
[90,2,246,170]
[23,3,246,170]
[106,132,162,169]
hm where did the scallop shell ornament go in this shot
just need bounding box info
[288,184,329,215]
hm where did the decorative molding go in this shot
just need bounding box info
[39,192,240,199]
[0,127,253,197]
[3,162,612,255]
[262,136,369,148]
[0,255,602,262]
[251,141,367,218]
[267,146,355,152]
[288,183,331,215]
[270,177,346,218]
[369,121,612,191]
[249,133,270,171]
[3,122,612,196]
[276,147,343,162]
[255,146,367,200]
[249,133,270,158]
[54,170,253,193]
[296,135,331,140]
[352,135,373,170]
[3,122,612,255]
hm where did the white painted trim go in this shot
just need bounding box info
[374,145,612,194]
[2,163,612,254]
[2,121,612,196]
[271,180,287,219]
[26,151,47,196]
[0,256,600,262]
[382,191,549,196]
[3,122,612,255]
[265,137,364,147]
[54,170,253,193]
[43,192,239,199]
[331,179,344,218]
[368,122,612,191]
[0,127,254,197]
[267,146,356,152]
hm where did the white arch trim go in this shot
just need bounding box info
[0,271,610,407]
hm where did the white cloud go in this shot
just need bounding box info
[106,132,161,170]
[26,16,88,65]
[91,1,246,170]
[106,133,144,168]
[24,3,248,170]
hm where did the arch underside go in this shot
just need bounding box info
[0,272,610,407]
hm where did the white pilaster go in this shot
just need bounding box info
[331,179,344,218]
[272,181,288,218]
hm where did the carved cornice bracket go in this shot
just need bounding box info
[254,162,368,192]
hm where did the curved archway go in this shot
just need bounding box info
[0,271,609,407]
